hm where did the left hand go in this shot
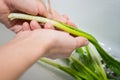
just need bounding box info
[0,0,75,33]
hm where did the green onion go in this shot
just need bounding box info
[39,44,108,80]
[8,13,120,79]
[75,45,108,80]
[40,58,84,80]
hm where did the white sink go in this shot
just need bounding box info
[0,0,120,80]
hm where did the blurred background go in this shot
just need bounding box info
[0,0,120,80]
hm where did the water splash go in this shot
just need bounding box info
[99,42,120,61]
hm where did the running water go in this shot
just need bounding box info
[99,42,120,61]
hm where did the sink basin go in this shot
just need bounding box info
[0,0,120,80]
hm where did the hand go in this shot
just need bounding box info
[0,0,75,33]
[0,0,47,30]
[14,29,88,59]
[0,28,88,80]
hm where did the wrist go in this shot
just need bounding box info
[0,40,48,80]
[9,39,48,61]
[1,39,47,63]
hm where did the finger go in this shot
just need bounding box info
[11,0,48,16]
[44,22,55,29]
[62,14,69,21]
[66,20,76,27]
[39,0,46,8]
[30,20,41,30]
[37,0,48,17]
[75,37,89,48]
[10,25,22,33]
[62,14,76,27]
[47,9,66,23]
[23,22,30,31]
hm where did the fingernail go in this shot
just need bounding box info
[84,39,89,46]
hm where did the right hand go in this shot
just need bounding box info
[0,28,88,80]
[14,29,88,59]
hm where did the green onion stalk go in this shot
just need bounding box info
[75,45,108,80]
[40,58,85,80]
[8,13,120,76]
[40,45,108,80]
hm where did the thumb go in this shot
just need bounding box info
[75,37,89,48]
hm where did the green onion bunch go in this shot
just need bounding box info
[8,13,120,80]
